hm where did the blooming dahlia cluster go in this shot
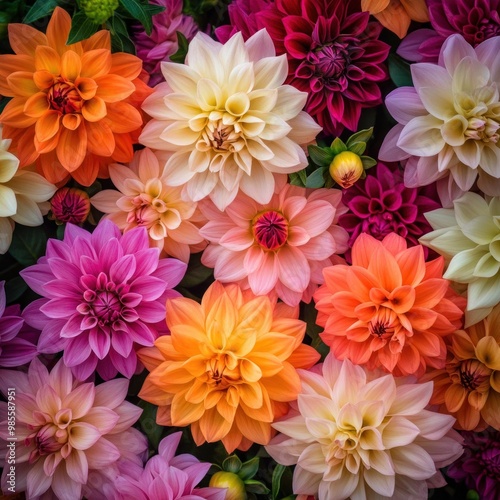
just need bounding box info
[380,34,500,203]
[0,7,152,186]
[0,358,147,499]
[21,220,186,381]
[361,0,428,39]
[0,280,38,367]
[314,233,465,376]
[265,354,463,500]
[398,0,500,62]
[108,432,226,499]
[138,281,320,453]
[255,0,391,136]
[338,162,440,262]
[447,429,500,500]
[133,0,198,87]
[420,192,500,326]
[0,124,56,254]
[199,183,349,306]
[139,28,321,210]
[91,148,206,263]
[421,303,500,431]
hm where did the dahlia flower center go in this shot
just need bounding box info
[252,211,289,250]
[464,115,500,143]
[28,421,68,463]
[206,353,242,389]
[308,42,351,90]
[467,8,500,44]
[48,80,83,114]
[457,359,491,391]
[199,118,242,156]
[369,308,398,340]
[78,272,136,330]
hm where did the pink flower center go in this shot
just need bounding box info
[27,423,66,463]
[48,80,82,114]
[252,211,288,250]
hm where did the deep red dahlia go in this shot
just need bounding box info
[256,0,390,136]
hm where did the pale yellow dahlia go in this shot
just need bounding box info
[0,125,56,254]
[139,29,321,210]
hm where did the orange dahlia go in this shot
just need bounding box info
[422,304,500,431]
[314,233,465,377]
[137,281,320,453]
[0,7,152,186]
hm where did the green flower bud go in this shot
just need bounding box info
[79,0,119,24]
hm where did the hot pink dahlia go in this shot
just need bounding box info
[199,183,349,306]
[254,0,390,136]
[20,219,187,381]
[339,162,441,262]
[0,280,38,367]
[398,0,500,63]
[0,358,147,499]
[133,0,198,87]
[106,432,226,499]
[447,429,500,500]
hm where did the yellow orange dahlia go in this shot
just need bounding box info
[137,281,320,453]
[0,7,152,186]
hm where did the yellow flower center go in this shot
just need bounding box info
[199,117,242,155]
[48,80,83,114]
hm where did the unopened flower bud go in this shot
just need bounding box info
[79,0,119,24]
[329,151,364,188]
[50,187,91,225]
[209,471,247,500]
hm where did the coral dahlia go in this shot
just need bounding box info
[0,358,147,499]
[199,183,349,305]
[266,354,463,500]
[314,233,465,376]
[0,7,152,186]
[20,219,187,381]
[139,28,321,210]
[137,281,320,453]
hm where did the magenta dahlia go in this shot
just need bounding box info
[254,0,390,136]
[338,162,441,262]
[447,429,500,500]
[133,0,198,87]
[21,220,187,381]
[398,0,500,62]
[0,280,38,367]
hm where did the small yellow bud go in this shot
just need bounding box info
[209,471,247,500]
[328,151,364,188]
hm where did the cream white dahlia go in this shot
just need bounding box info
[420,191,500,326]
[266,354,463,500]
[379,34,500,204]
[139,29,321,210]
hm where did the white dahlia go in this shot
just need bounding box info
[139,29,321,210]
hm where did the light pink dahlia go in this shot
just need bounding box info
[0,280,38,367]
[199,182,349,305]
[106,432,226,499]
[133,0,198,87]
[91,148,207,263]
[20,219,187,381]
[0,358,147,499]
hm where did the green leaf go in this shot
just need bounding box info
[23,0,57,24]
[289,172,304,187]
[111,31,136,54]
[170,32,189,64]
[305,167,327,188]
[330,137,347,155]
[347,142,366,155]
[8,225,47,266]
[271,464,286,500]
[119,0,154,35]
[66,12,100,44]
[239,457,259,481]
[137,401,163,450]
[388,53,413,88]
[307,145,334,167]
[56,224,66,240]
[244,480,270,495]
[107,13,130,37]
[346,127,373,148]
[361,155,377,169]
[222,455,242,474]
[297,168,307,185]
[5,276,28,304]
[143,4,165,16]
[179,253,214,288]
